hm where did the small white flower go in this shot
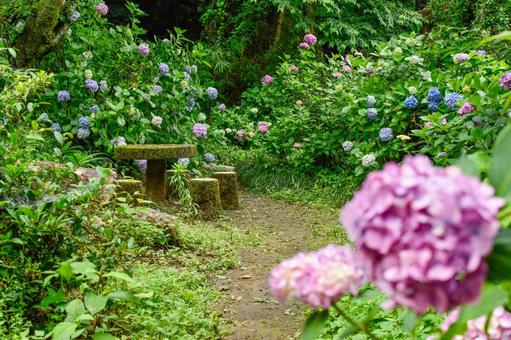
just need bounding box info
[151,116,163,127]
[84,69,93,79]
[393,47,403,55]
[83,51,93,60]
[407,55,423,64]
[408,86,417,95]
[250,108,259,114]
[361,154,376,167]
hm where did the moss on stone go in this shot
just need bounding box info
[189,178,222,220]
[116,179,145,195]
[146,160,167,202]
[114,144,197,160]
[212,172,239,210]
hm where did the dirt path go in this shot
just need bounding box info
[212,192,342,340]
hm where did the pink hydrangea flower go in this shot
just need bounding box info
[303,33,317,45]
[95,3,108,16]
[342,65,352,72]
[295,100,303,106]
[458,102,475,116]
[235,129,245,141]
[442,118,448,125]
[192,123,208,138]
[430,306,511,339]
[269,245,364,308]
[333,72,343,79]
[225,128,232,134]
[261,75,273,86]
[341,156,505,313]
[425,121,432,127]
[218,103,226,111]
[293,143,301,149]
[258,121,269,134]
[299,42,310,49]
[138,43,150,56]
[289,65,298,72]
[500,72,511,89]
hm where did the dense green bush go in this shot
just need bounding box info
[209,28,511,182]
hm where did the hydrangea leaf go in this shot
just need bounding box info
[302,309,329,340]
[487,229,511,281]
[489,125,511,201]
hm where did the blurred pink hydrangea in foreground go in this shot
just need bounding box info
[269,245,364,308]
[428,306,511,339]
[341,155,504,313]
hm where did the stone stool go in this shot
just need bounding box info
[115,179,144,198]
[189,178,222,219]
[212,171,239,210]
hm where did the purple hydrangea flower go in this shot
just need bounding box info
[269,245,364,309]
[57,90,71,102]
[138,43,150,56]
[453,53,470,64]
[341,156,505,313]
[192,123,208,138]
[459,102,475,116]
[159,63,170,75]
[218,103,226,111]
[366,108,378,121]
[78,116,89,128]
[206,87,218,100]
[77,128,90,140]
[342,141,353,152]
[445,92,464,111]
[438,307,511,339]
[404,95,419,109]
[289,65,298,72]
[177,158,190,166]
[303,33,317,45]
[85,79,98,93]
[261,75,273,86]
[99,80,108,93]
[475,50,486,56]
[52,123,62,132]
[111,136,126,146]
[204,153,216,163]
[379,128,393,142]
[96,3,108,16]
[136,160,147,172]
[299,42,310,49]
[258,121,269,134]
[500,72,511,89]
[186,97,196,112]
[154,85,162,95]
[89,105,99,114]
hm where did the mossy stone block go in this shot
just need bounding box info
[189,178,222,220]
[115,179,145,197]
[212,172,239,210]
[114,144,197,160]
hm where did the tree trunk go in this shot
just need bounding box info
[13,0,69,67]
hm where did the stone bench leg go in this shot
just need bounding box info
[115,179,145,197]
[146,160,167,201]
[189,178,222,219]
[212,172,239,210]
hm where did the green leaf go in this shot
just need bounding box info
[58,262,73,281]
[104,271,137,285]
[301,309,329,340]
[403,309,418,332]
[456,154,479,178]
[65,299,86,322]
[40,291,67,308]
[487,229,511,281]
[489,125,511,201]
[92,334,117,340]
[442,285,508,339]
[107,290,137,302]
[479,31,511,45]
[84,292,108,316]
[52,322,77,340]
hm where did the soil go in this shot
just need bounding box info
[211,192,341,340]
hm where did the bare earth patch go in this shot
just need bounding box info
[210,192,343,340]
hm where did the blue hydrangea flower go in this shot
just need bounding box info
[177,158,190,166]
[85,79,98,93]
[206,87,218,100]
[90,105,99,113]
[428,102,439,112]
[57,90,71,102]
[159,63,170,75]
[77,128,90,140]
[184,72,191,81]
[367,95,376,107]
[40,112,50,121]
[366,108,378,121]
[70,11,80,21]
[204,153,216,163]
[342,141,353,152]
[404,96,419,109]
[379,128,393,142]
[154,85,163,94]
[78,117,89,128]
[428,87,442,104]
[186,97,196,112]
[52,123,62,132]
[99,80,108,93]
[444,92,464,111]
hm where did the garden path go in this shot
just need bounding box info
[211,192,341,339]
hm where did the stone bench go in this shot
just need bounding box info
[114,144,197,201]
